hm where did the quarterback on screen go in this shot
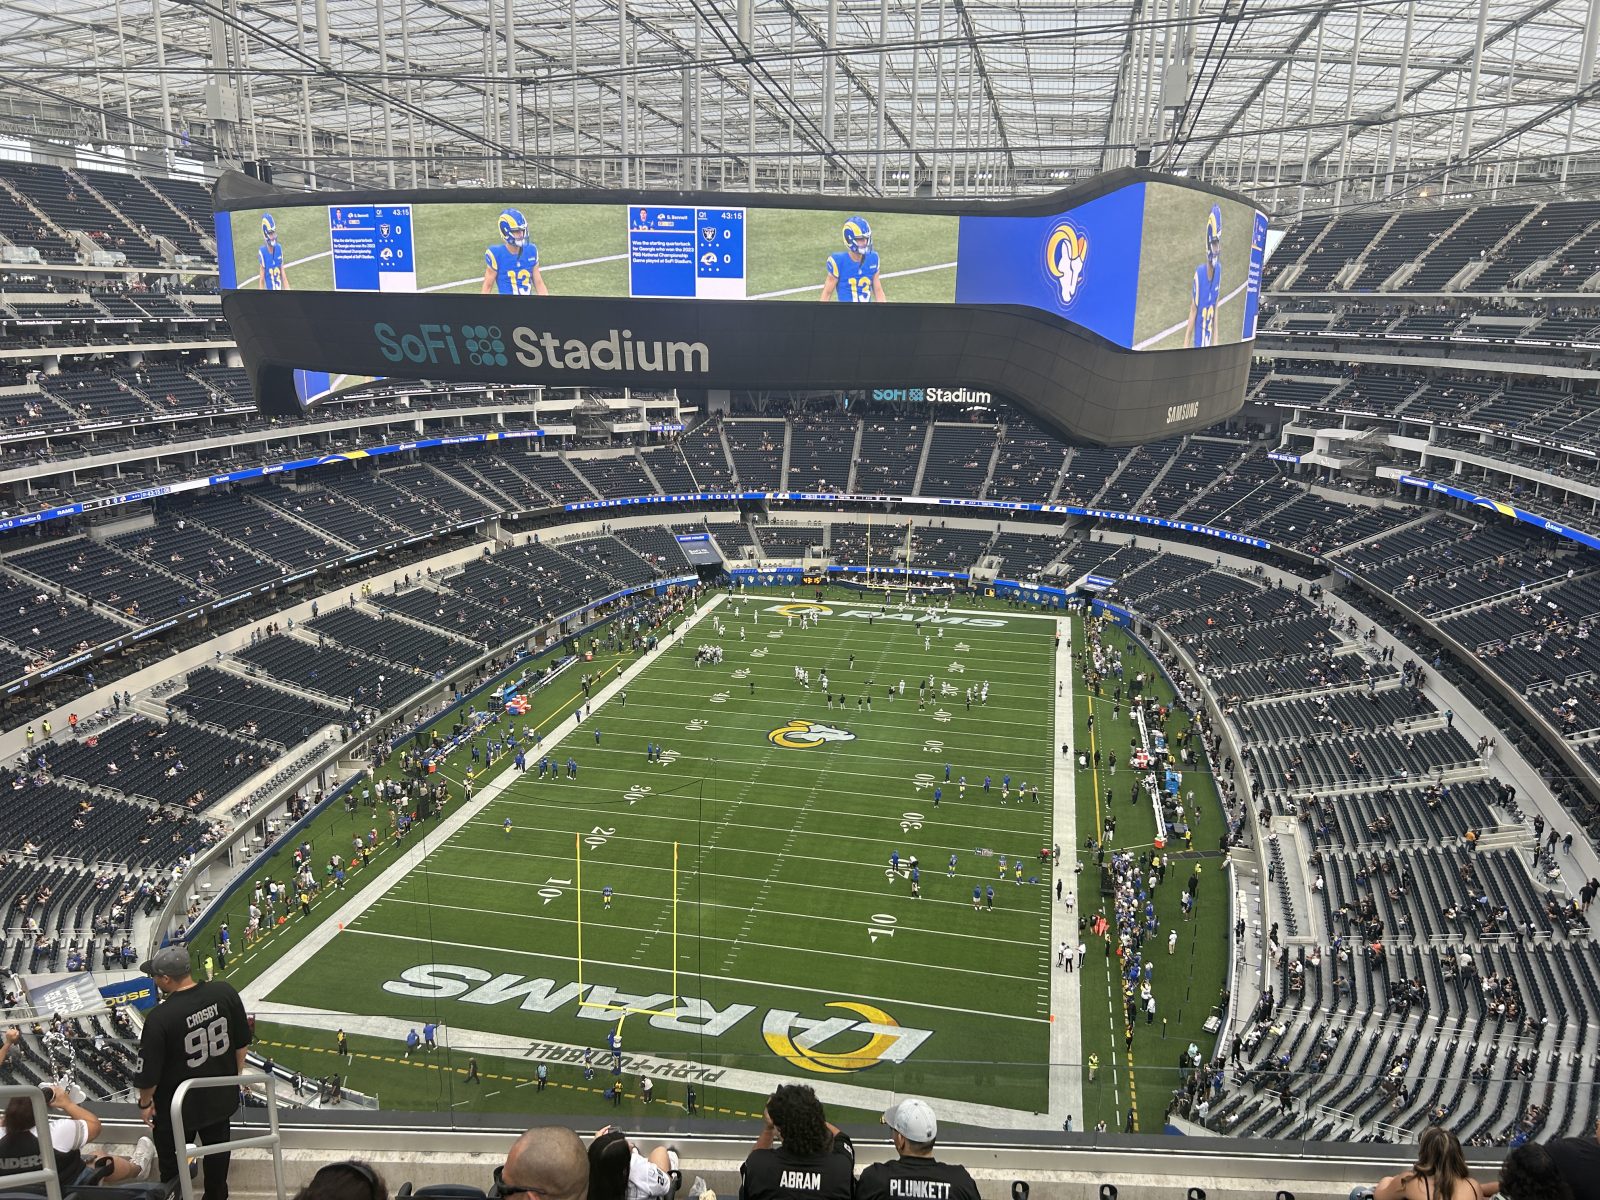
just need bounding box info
[482,209,549,296]
[819,216,885,303]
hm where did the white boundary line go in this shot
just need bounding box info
[420,252,630,294]
[249,1000,1054,1129]
[236,593,727,1010]
[239,592,1067,1126]
[749,260,959,300]
[1048,613,1083,1125]
[233,249,333,289]
[1131,279,1249,351]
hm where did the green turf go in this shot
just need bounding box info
[249,590,1061,1118]
[1068,616,1231,1133]
[206,587,1227,1125]
[743,210,958,302]
[230,206,333,292]
[1133,185,1249,350]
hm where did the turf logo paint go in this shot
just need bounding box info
[762,1001,932,1074]
[768,719,857,750]
[765,602,834,617]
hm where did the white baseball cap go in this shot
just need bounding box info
[883,1097,938,1143]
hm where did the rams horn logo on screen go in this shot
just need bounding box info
[768,720,857,750]
[1045,221,1088,308]
[765,602,833,617]
[762,1001,932,1074]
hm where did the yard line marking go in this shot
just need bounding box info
[332,927,1046,1024]
[235,593,731,1010]
[370,895,1018,982]
[492,778,1052,837]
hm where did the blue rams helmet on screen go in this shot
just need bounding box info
[498,209,528,248]
[1205,204,1222,268]
[261,213,276,243]
[842,216,873,255]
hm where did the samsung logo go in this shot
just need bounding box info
[1166,402,1200,424]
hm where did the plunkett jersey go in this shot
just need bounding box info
[486,242,541,295]
[1192,261,1221,347]
[826,250,881,302]
[259,242,286,290]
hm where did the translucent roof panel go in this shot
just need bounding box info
[0,0,1593,208]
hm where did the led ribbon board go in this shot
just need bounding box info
[217,169,1270,446]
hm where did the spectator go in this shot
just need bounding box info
[586,1127,677,1200]
[740,1084,855,1200]
[1500,1144,1573,1200]
[293,1161,389,1200]
[0,1086,156,1190]
[1546,1118,1600,1200]
[858,1099,979,1200]
[1360,1127,1501,1200]
[496,1127,589,1200]
[133,945,252,1200]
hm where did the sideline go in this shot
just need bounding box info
[1047,613,1082,1126]
[237,594,728,1009]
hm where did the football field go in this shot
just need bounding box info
[239,592,1069,1123]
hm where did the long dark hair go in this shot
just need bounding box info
[1406,1127,1470,1200]
[2,1098,37,1135]
[586,1131,631,1200]
[768,1084,832,1157]
[1500,1144,1573,1200]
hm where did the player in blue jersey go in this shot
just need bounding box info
[819,216,885,303]
[257,214,288,291]
[1186,204,1223,348]
[482,208,548,296]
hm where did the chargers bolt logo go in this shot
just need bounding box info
[768,719,857,750]
[1045,222,1088,308]
[463,325,507,367]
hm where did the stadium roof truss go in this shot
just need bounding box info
[0,0,1596,212]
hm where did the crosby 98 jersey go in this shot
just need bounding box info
[486,242,541,295]
[1191,261,1221,347]
[826,250,880,302]
[133,980,252,1126]
[258,242,286,291]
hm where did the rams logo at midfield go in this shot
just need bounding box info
[768,719,857,750]
[1045,221,1088,308]
[762,1001,932,1074]
[765,602,833,618]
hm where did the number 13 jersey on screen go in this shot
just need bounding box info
[821,216,885,303]
[483,209,548,296]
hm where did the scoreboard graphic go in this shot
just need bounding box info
[628,206,747,299]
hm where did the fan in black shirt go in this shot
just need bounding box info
[858,1099,981,1200]
[740,1084,856,1200]
[133,945,252,1200]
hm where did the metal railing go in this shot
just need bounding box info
[167,1071,287,1200]
[0,1083,64,1200]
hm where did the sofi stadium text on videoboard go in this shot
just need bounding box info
[218,183,1269,353]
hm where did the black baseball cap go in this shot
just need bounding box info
[140,946,193,978]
